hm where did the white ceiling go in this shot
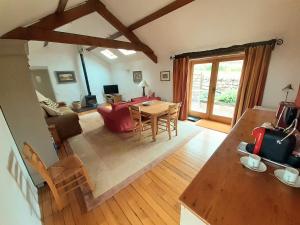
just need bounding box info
[1,0,300,62]
[0,0,173,36]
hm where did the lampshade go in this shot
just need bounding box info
[138,80,149,87]
[282,84,293,91]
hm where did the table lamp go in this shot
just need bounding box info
[138,80,149,97]
[282,84,294,102]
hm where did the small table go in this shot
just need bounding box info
[134,100,175,141]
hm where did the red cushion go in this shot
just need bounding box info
[131,96,161,103]
[131,96,149,102]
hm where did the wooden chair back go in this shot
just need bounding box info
[168,103,181,119]
[129,105,142,124]
[23,143,53,186]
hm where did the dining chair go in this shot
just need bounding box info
[23,142,94,210]
[158,103,181,139]
[129,105,152,139]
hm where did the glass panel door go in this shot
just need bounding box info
[190,63,212,116]
[189,55,244,124]
[212,60,244,118]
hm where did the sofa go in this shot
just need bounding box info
[36,90,82,142]
[44,105,82,141]
[97,96,161,132]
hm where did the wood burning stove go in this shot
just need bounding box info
[85,95,97,107]
[79,49,98,107]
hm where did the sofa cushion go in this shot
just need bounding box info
[43,98,59,108]
[58,106,75,115]
[35,90,49,102]
[131,96,161,103]
[131,96,149,102]
[41,103,62,116]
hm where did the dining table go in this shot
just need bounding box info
[134,100,175,141]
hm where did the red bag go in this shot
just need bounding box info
[295,85,300,108]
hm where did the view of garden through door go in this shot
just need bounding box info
[189,54,244,124]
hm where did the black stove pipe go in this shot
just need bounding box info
[79,52,91,96]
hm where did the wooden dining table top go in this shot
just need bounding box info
[134,100,175,116]
[180,109,300,225]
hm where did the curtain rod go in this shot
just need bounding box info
[171,38,283,60]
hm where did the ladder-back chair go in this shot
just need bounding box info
[129,105,152,139]
[158,103,181,139]
[23,142,94,210]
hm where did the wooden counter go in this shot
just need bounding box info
[180,109,300,225]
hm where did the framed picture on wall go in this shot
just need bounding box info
[55,71,76,83]
[133,71,143,83]
[160,71,170,81]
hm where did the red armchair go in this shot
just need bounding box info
[97,96,161,132]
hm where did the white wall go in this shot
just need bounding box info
[0,40,58,185]
[109,0,300,108]
[0,108,42,225]
[29,42,83,105]
[111,54,172,101]
[77,51,113,104]
[29,42,113,105]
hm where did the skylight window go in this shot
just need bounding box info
[118,49,136,55]
[101,49,118,59]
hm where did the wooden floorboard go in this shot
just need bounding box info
[39,132,223,225]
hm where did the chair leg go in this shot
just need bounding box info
[81,167,94,192]
[48,185,65,210]
[167,119,171,140]
[139,125,142,140]
[175,119,178,136]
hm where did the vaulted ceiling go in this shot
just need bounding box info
[0,0,195,63]
[1,0,299,63]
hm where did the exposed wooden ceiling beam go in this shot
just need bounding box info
[2,27,144,51]
[87,0,194,51]
[112,0,194,39]
[56,0,69,14]
[29,0,95,30]
[92,0,157,63]
[44,0,69,47]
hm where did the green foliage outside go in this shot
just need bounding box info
[199,89,237,105]
[216,89,237,104]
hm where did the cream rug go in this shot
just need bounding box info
[68,112,203,199]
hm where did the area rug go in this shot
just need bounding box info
[67,112,203,206]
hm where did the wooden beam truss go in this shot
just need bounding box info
[0,0,194,63]
[87,0,194,51]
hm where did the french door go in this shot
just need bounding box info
[189,54,244,124]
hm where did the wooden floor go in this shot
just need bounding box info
[39,132,220,225]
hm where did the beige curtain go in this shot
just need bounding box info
[173,57,190,120]
[232,44,274,125]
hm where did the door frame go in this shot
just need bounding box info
[188,53,245,124]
